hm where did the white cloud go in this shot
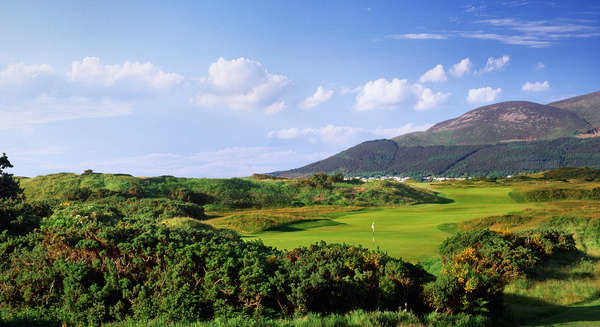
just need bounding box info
[466,87,502,104]
[68,57,184,94]
[522,80,550,92]
[0,57,185,129]
[354,78,449,111]
[0,63,54,85]
[535,62,546,70]
[372,123,434,138]
[75,147,330,178]
[268,123,433,146]
[387,33,447,40]
[299,86,333,109]
[481,55,510,73]
[264,101,287,115]
[0,63,57,97]
[192,57,290,113]
[449,58,472,77]
[462,33,552,48]
[413,85,451,110]
[268,128,300,140]
[0,95,132,130]
[354,78,413,111]
[419,64,447,83]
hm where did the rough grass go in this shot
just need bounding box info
[104,310,487,327]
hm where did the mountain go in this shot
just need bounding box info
[548,91,600,127]
[272,138,600,178]
[272,91,600,178]
[393,101,590,146]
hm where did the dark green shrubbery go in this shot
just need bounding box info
[0,223,435,326]
[285,242,434,315]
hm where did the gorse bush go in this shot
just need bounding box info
[425,228,577,315]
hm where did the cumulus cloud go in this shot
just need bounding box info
[0,63,57,97]
[299,86,333,109]
[354,78,413,111]
[413,85,451,111]
[419,64,447,83]
[481,55,510,73]
[449,58,472,77]
[0,57,184,129]
[264,101,287,115]
[0,63,54,85]
[522,80,550,92]
[0,95,133,130]
[354,78,449,111]
[466,87,502,104]
[268,123,433,147]
[68,57,184,95]
[192,57,290,114]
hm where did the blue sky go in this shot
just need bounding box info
[1,0,599,177]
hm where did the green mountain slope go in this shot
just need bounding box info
[272,138,600,178]
[273,91,600,178]
[548,91,600,127]
[393,101,590,146]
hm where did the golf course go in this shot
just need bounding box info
[248,184,536,260]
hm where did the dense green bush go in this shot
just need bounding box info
[0,226,436,326]
[285,242,434,315]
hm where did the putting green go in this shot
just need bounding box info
[249,185,538,260]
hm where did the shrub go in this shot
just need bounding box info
[285,242,433,315]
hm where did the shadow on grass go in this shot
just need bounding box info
[267,219,346,232]
[527,251,599,282]
[502,293,600,326]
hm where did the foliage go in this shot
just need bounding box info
[285,242,434,315]
[0,153,23,200]
[426,228,577,315]
[0,225,434,325]
[20,172,444,209]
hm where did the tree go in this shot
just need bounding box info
[0,153,22,200]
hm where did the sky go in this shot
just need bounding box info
[1,0,599,178]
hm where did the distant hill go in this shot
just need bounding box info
[393,101,590,146]
[548,91,600,127]
[273,91,600,178]
[272,138,600,178]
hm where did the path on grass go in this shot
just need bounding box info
[250,185,537,260]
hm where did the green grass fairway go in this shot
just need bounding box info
[248,185,536,260]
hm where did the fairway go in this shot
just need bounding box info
[249,184,537,260]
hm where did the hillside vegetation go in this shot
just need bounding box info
[274,137,600,178]
[273,91,600,178]
[20,172,445,209]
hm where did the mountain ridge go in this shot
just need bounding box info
[272,91,600,178]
